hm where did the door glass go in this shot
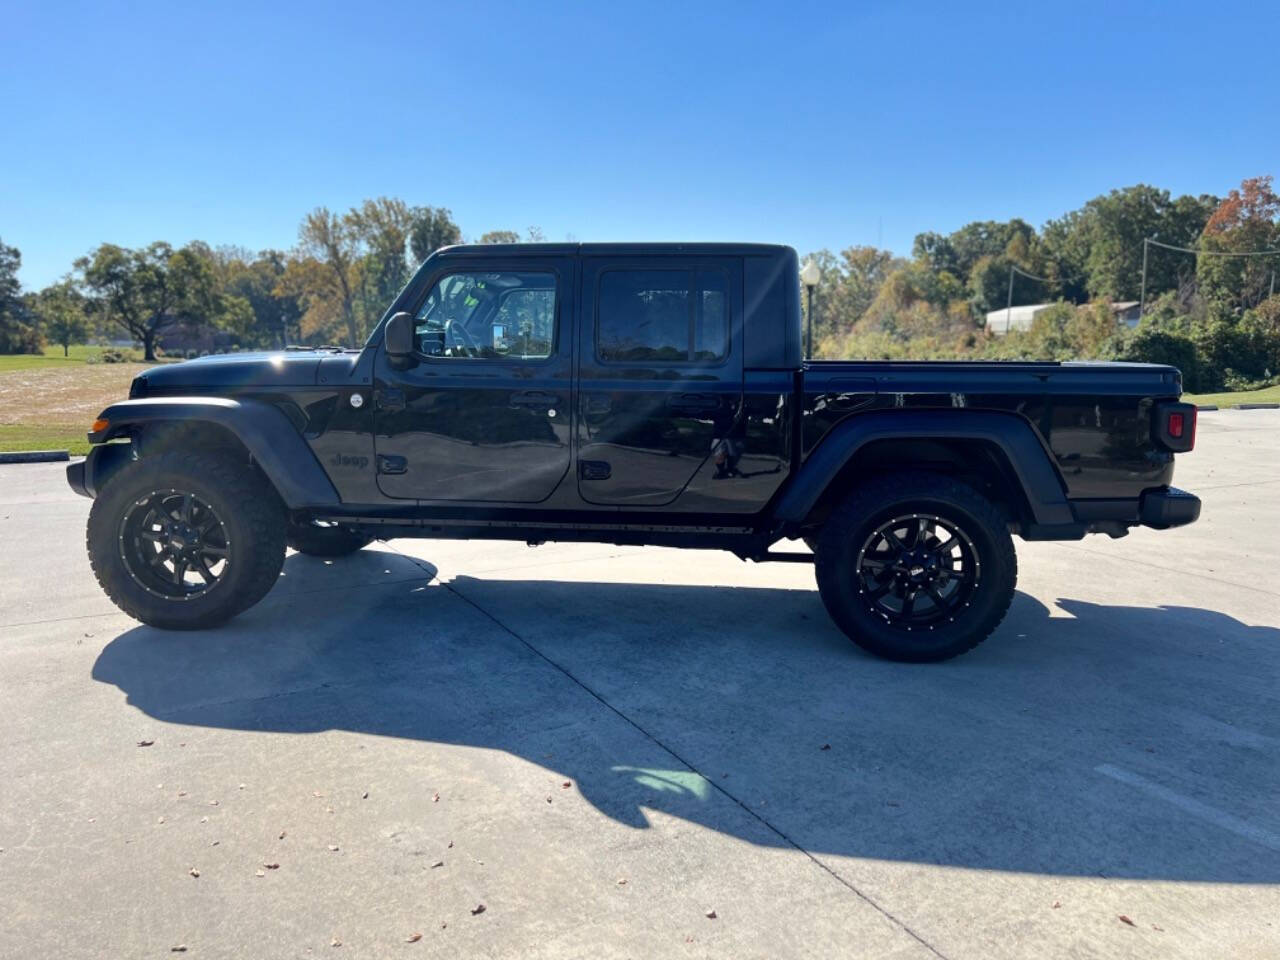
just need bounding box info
[414,271,555,360]
[696,270,728,361]
[597,269,728,363]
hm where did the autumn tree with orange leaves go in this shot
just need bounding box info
[1198,176,1280,309]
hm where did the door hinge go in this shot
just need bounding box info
[375,388,406,412]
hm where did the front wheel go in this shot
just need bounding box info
[814,472,1016,662]
[87,452,286,630]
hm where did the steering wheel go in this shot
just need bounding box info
[444,319,481,357]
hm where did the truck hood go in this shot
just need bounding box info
[135,351,338,391]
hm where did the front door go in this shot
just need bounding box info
[372,257,573,503]
[576,256,744,506]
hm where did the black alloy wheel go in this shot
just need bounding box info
[119,489,232,600]
[854,513,979,630]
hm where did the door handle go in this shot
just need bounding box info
[510,391,559,410]
[377,454,407,475]
[666,392,719,412]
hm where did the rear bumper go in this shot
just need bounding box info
[1021,485,1200,540]
[1139,486,1201,529]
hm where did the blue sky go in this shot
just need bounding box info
[3,0,1277,289]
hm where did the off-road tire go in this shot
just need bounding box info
[87,452,286,630]
[814,472,1016,662]
[286,520,372,558]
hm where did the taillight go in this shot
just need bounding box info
[1155,402,1196,452]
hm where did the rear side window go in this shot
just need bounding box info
[597,269,729,363]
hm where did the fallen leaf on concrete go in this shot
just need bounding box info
[616,878,627,885]
[328,845,340,852]
[137,740,155,747]
[440,922,447,929]
[157,817,166,824]
[470,904,486,916]
[279,831,287,840]
[362,791,369,800]
[447,841,453,848]
[200,816,209,824]
[188,868,200,878]
[208,800,219,806]
[1153,924,1164,932]
[314,791,326,798]
[263,862,280,870]
[430,860,444,868]
[405,933,422,943]
[1052,901,1061,909]
[432,793,440,803]
[210,840,219,847]
[546,796,552,804]
[561,781,571,789]
[177,791,187,798]
[1119,915,1135,927]
[330,937,342,947]
[704,909,717,919]
[170,946,187,953]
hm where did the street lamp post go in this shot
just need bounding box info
[800,260,820,359]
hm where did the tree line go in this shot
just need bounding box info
[803,176,1280,391]
[2,177,1278,391]
[0,201,545,361]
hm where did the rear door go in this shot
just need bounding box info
[372,256,573,502]
[576,256,744,506]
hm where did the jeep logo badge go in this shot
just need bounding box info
[329,453,370,469]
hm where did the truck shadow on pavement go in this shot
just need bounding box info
[92,550,1280,884]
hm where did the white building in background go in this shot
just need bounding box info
[984,303,1053,335]
[984,301,1144,336]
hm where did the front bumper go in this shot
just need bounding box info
[66,459,89,498]
[1139,486,1201,529]
[65,443,134,500]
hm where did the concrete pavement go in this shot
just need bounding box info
[0,411,1277,958]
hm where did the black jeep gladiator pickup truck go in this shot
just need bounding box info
[68,243,1200,661]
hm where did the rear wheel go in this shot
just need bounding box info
[286,519,372,558]
[814,472,1016,662]
[87,452,286,630]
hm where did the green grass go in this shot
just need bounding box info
[1184,384,1280,408]
[41,344,103,361]
[0,424,90,455]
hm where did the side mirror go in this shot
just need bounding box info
[384,311,414,359]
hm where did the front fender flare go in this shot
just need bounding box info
[771,410,1073,527]
[88,397,339,509]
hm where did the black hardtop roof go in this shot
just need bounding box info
[434,242,796,258]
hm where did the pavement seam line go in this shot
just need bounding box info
[1057,543,1280,598]
[387,547,949,960]
[0,570,436,631]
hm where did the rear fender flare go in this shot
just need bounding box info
[89,397,339,508]
[771,410,1073,527]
